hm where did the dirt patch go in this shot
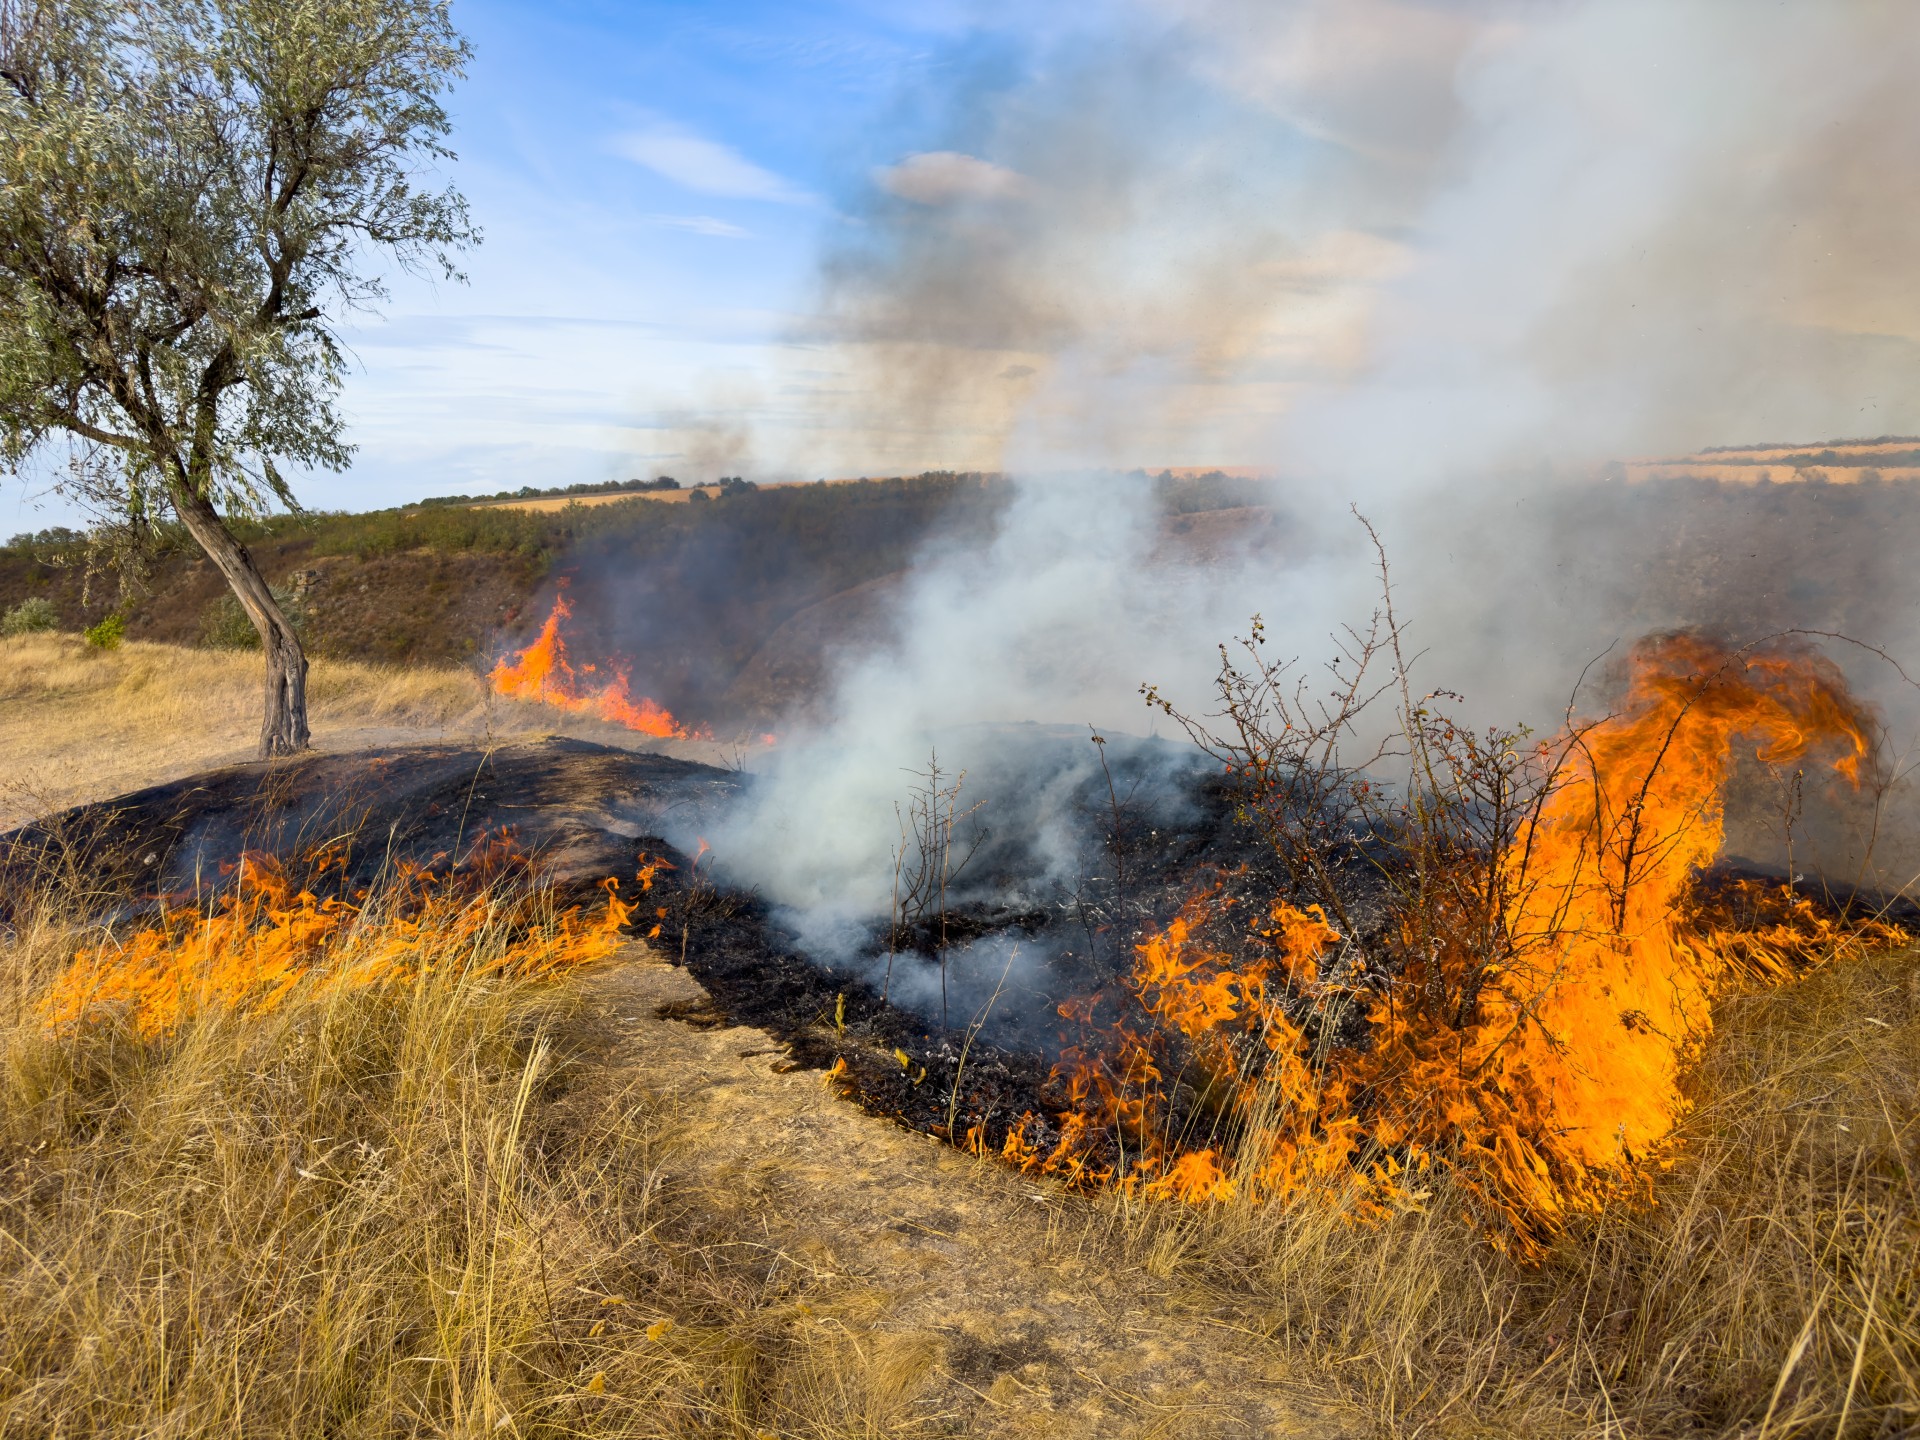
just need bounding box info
[579,948,1342,1437]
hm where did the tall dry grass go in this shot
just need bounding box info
[1112,946,1920,1436]
[0,634,499,824]
[0,860,943,1438]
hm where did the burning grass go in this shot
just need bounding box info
[0,845,955,1437]
[491,593,699,738]
[34,837,641,1039]
[1117,941,1920,1434]
[1023,598,1918,1429]
[1011,631,1908,1255]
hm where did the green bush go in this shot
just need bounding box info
[201,586,305,649]
[0,596,57,635]
[82,613,125,650]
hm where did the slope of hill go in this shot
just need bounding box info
[0,473,1271,727]
[12,456,1920,738]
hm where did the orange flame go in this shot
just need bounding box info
[39,840,645,1038]
[1016,635,1907,1250]
[491,594,693,738]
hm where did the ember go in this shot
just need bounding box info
[491,593,694,738]
[1005,634,1907,1252]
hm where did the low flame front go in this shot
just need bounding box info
[1006,635,1906,1251]
[491,594,692,738]
[39,840,648,1038]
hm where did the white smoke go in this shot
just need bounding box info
[710,0,1920,958]
[711,472,1328,941]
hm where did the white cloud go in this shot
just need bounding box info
[612,124,813,204]
[875,151,1031,205]
[645,214,752,239]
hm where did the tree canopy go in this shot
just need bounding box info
[0,0,474,754]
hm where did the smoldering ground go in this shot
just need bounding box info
[702,472,1308,1039]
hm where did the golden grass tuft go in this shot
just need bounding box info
[0,866,944,1438]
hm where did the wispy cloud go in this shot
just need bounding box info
[644,213,753,239]
[612,123,813,204]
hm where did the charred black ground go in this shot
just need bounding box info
[5,736,1902,1177]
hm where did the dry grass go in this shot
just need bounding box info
[5,630,1918,1435]
[0,863,955,1438]
[0,634,750,831]
[5,832,1910,1439]
[0,633,498,824]
[1113,946,1920,1436]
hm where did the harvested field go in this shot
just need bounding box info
[468,480,844,512]
[468,489,709,512]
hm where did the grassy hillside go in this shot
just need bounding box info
[14,465,1917,734]
[0,474,1011,681]
[1,472,1268,725]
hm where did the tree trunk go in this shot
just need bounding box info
[169,483,310,758]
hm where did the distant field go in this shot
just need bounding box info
[1625,463,1920,485]
[468,488,697,512]
[462,470,1269,513]
[1625,437,1920,484]
[469,478,849,513]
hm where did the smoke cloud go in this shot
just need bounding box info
[705,0,1920,1000]
[790,0,1920,480]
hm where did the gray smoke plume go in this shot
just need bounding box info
[710,0,1920,995]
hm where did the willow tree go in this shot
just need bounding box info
[0,0,474,756]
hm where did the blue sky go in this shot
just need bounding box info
[7,0,1005,531]
[315,0,984,508]
[11,0,1920,536]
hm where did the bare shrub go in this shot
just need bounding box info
[885,749,986,1025]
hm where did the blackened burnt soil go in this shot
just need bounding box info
[0,736,740,911]
[0,736,1314,1170]
[0,738,1080,1149]
[7,737,1894,1181]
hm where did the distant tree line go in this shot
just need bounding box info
[4,526,84,553]
[1698,435,1920,456]
[414,475,687,508]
